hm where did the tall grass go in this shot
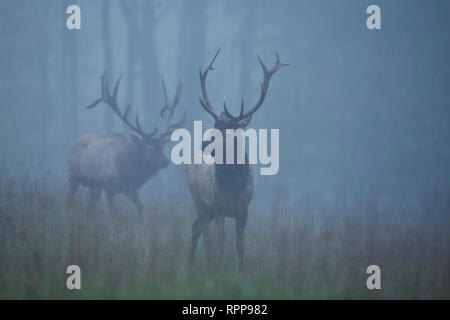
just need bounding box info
[0,171,448,299]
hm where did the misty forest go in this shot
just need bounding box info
[0,0,449,299]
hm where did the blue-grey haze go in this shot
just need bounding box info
[0,0,449,208]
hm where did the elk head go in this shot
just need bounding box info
[86,72,185,171]
[199,49,288,134]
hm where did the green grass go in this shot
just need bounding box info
[0,171,449,299]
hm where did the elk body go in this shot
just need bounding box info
[66,73,185,217]
[187,50,288,270]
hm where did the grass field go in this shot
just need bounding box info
[0,171,449,299]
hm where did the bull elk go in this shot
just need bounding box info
[187,50,288,270]
[66,72,185,218]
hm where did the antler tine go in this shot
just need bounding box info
[161,76,169,106]
[169,82,182,119]
[113,73,123,100]
[223,97,234,119]
[240,97,245,117]
[160,77,182,121]
[237,52,288,120]
[135,112,158,138]
[124,102,132,119]
[101,71,109,100]
[173,82,182,106]
[204,48,220,74]
[160,76,169,118]
[222,96,246,121]
[275,51,281,64]
[135,114,143,135]
[86,72,155,139]
[212,52,287,122]
[159,110,186,140]
[256,51,289,79]
[199,49,221,121]
[86,72,109,110]
[157,78,184,141]
[256,53,269,76]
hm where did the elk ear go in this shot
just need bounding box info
[219,112,230,122]
[130,134,142,144]
[238,115,252,128]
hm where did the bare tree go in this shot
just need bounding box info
[60,0,80,148]
[178,0,207,122]
[238,2,256,97]
[121,0,177,119]
[101,0,115,133]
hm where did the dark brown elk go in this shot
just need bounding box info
[187,50,288,270]
[66,72,185,218]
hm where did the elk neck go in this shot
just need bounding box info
[116,141,161,188]
[203,137,250,197]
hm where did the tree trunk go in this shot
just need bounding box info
[61,0,79,147]
[239,4,256,100]
[139,0,160,119]
[178,0,207,122]
[102,0,115,133]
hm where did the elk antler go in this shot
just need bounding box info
[86,72,158,139]
[199,49,221,121]
[200,50,288,122]
[158,77,186,140]
[227,52,289,121]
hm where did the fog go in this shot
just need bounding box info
[1,0,450,207]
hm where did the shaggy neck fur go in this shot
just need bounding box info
[116,143,160,189]
[203,138,250,197]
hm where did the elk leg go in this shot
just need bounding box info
[189,215,212,264]
[87,186,102,214]
[215,216,225,266]
[66,177,79,210]
[203,222,213,267]
[236,210,248,272]
[126,189,144,219]
[106,190,117,216]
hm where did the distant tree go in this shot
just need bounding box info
[178,0,207,122]
[61,0,79,145]
[36,4,50,166]
[101,0,115,133]
[121,0,177,123]
[238,1,256,101]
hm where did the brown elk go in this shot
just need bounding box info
[66,72,185,218]
[186,50,288,270]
